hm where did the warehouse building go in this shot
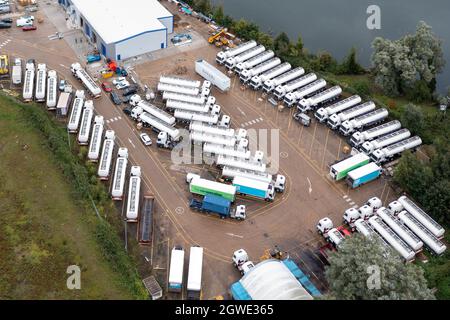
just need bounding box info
[58,0,173,61]
[230,259,320,300]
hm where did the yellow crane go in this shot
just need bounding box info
[208,29,226,44]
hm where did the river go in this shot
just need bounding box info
[212,0,449,93]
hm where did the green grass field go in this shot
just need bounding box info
[0,94,142,299]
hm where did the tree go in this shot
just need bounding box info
[212,5,224,25]
[353,80,371,96]
[295,35,304,55]
[400,103,425,136]
[406,80,433,103]
[257,32,273,50]
[325,235,435,300]
[340,47,365,74]
[424,179,450,225]
[273,32,290,56]
[193,0,211,14]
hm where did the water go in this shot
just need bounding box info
[212,0,449,93]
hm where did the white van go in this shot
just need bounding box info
[16,18,33,27]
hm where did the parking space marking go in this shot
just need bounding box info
[345,198,352,202]
[352,205,358,209]
[343,195,348,199]
[349,201,355,206]
[241,117,263,127]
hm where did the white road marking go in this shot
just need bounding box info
[306,177,312,194]
[59,64,69,69]
[343,195,348,199]
[106,120,110,123]
[237,107,246,116]
[349,201,355,206]
[118,116,122,120]
[114,117,118,121]
[128,138,136,149]
[225,233,244,239]
[352,205,358,209]
[345,198,352,202]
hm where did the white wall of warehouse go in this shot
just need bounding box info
[159,16,173,34]
[113,29,167,61]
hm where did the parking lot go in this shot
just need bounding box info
[1,0,400,299]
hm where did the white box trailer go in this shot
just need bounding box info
[315,95,362,123]
[370,136,422,164]
[12,59,22,85]
[225,44,266,70]
[327,101,376,130]
[77,103,94,145]
[222,166,272,183]
[168,247,185,292]
[216,40,257,64]
[195,59,231,92]
[71,63,101,98]
[126,166,141,222]
[111,147,128,200]
[360,128,411,155]
[97,130,116,180]
[174,109,219,125]
[339,108,389,136]
[35,63,47,102]
[190,132,236,147]
[217,155,266,173]
[67,92,86,133]
[190,121,235,138]
[157,82,199,96]
[240,57,281,83]
[235,50,274,75]
[159,75,201,88]
[249,62,291,90]
[187,246,204,299]
[166,99,209,113]
[350,120,401,147]
[368,216,415,262]
[397,196,445,238]
[87,115,105,162]
[298,85,342,112]
[46,70,58,110]
[22,62,35,102]
[203,143,251,159]
[56,92,72,118]
[163,91,206,105]
[263,66,305,94]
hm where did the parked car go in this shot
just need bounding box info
[123,106,132,116]
[101,82,112,92]
[22,25,37,31]
[87,54,101,63]
[122,95,132,104]
[139,133,152,146]
[0,22,11,29]
[59,79,67,91]
[112,77,126,85]
[122,85,137,96]
[110,91,122,105]
[16,18,33,27]
[1,18,13,23]
[116,80,130,90]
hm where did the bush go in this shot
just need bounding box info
[353,81,371,96]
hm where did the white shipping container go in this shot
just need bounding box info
[195,59,230,92]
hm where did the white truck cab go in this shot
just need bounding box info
[219,114,231,128]
[366,197,382,211]
[343,208,360,226]
[388,200,403,215]
[156,131,175,149]
[240,261,255,275]
[317,217,333,236]
[129,94,142,107]
[232,249,254,274]
[232,205,247,220]
[186,173,200,184]
[274,174,286,192]
[358,204,375,219]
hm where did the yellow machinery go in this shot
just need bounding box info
[260,246,289,261]
[208,29,226,44]
[0,55,9,78]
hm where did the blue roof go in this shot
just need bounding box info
[283,259,321,297]
[230,281,252,300]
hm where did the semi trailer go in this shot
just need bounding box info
[46,70,58,110]
[190,121,235,137]
[273,73,318,101]
[190,131,236,147]
[162,91,206,105]
[55,91,72,118]
[297,85,342,112]
[188,175,236,202]
[168,247,185,292]
[70,63,101,98]
[350,120,401,147]
[157,82,200,96]
[187,246,204,300]
[370,136,422,164]
[339,108,389,136]
[203,143,250,159]
[139,112,180,141]
[314,95,361,123]
[189,194,246,220]
[87,115,105,162]
[346,162,382,188]
[225,44,265,70]
[234,50,275,75]
[217,155,266,173]
[67,91,86,133]
[216,40,257,65]
[329,152,370,180]
[233,176,275,202]
[360,128,411,155]
[327,101,376,130]
[111,147,128,200]
[195,59,231,92]
[131,100,176,125]
[35,63,47,102]
[77,102,94,145]
[221,166,272,183]
[22,60,35,102]
[239,57,281,83]
[283,78,326,107]
[166,99,210,113]
[138,195,154,244]
[12,58,22,85]
[249,62,291,90]
[175,109,219,125]
[97,130,115,180]
[159,75,201,88]
[263,67,305,94]
[126,166,141,222]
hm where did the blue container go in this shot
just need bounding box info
[202,194,231,216]
[347,163,382,188]
[234,184,266,199]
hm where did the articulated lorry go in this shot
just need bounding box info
[339,108,389,136]
[274,73,318,101]
[195,59,231,92]
[370,136,422,164]
[329,152,370,181]
[22,60,35,102]
[162,91,207,105]
[234,50,274,75]
[203,143,250,159]
[221,166,272,183]
[77,102,94,145]
[175,109,219,125]
[282,77,325,107]
[327,101,376,130]
[216,40,257,65]
[346,162,382,188]
[138,195,154,244]
[87,115,105,162]
[157,82,200,96]
[168,247,185,292]
[190,131,236,147]
[360,128,411,155]
[67,91,86,133]
[217,155,266,173]
[46,70,58,110]
[233,176,275,202]
[35,63,47,102]
[139,112,180,142]
[263,67,305,94]
[126,166,141,222]
[350,120,401,147]
[188,174,236,202]
[159,75,201,88]
[225,44,265,70]
[97,130,116,180]
[187,246,205,300]
[297,85,342,112]
[239,57,281,83]
[12,58,22,85]
[249,62,291,90]
[190,121,235,137]
[111,147,128,201]
[189,194,246,220]
[314,95,361,123]
[166,99,210,113]
[70,63,101,98]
